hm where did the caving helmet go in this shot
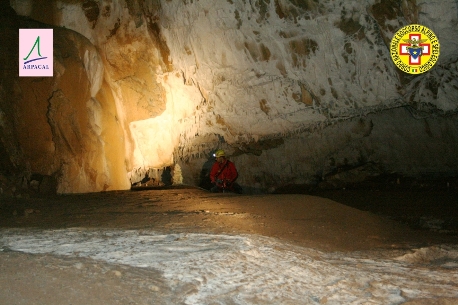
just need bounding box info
[213,149,225,158]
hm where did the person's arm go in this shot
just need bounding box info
[225,162,238,184]
[209,163,218,183]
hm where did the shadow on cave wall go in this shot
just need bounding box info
[198,155,215,191]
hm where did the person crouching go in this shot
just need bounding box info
[209,149,242,194]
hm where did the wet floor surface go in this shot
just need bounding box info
[1,187,458,304]
[1,187,457,251]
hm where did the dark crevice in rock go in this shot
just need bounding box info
[82,0,99,29]
[106,18,121,39]
[232,138,285,157]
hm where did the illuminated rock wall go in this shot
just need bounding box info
[0,11,131,193]
[2,0,458,193]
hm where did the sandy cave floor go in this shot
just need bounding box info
[0,186,457,304]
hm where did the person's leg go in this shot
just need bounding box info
[210,185,220,193]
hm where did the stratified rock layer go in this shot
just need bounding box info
[1,0,458,193]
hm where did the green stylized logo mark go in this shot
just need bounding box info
[23,36,47,64]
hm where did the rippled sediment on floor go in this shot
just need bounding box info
[1,228,457,305]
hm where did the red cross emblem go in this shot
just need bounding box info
[399,33,431,65]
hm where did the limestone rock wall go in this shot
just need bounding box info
[0,8,131,194]
[162,0,458,189]
[2,0,458,193]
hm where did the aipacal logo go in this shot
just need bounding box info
[390,24,440,75]
[19,29,53,77]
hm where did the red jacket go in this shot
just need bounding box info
[210,159,238,185]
